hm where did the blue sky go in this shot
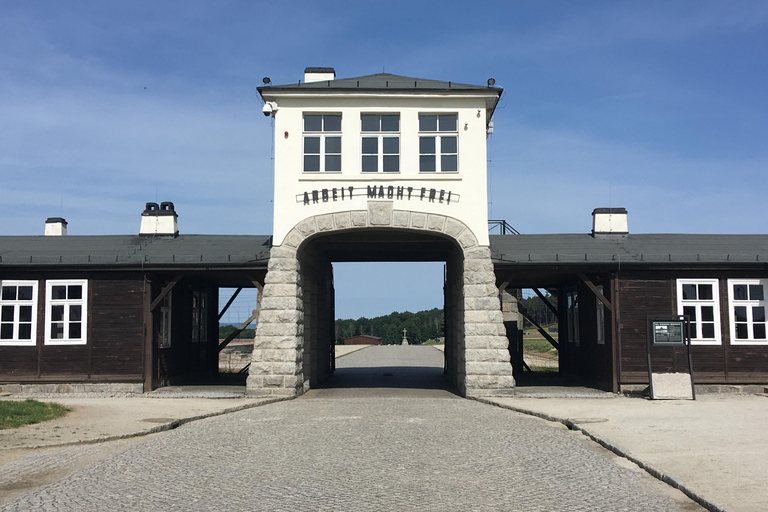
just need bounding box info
[2,1,767,320]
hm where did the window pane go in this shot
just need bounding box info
[749,285,764,301]
[51,323,64,339]
[325,136,341,154]
[304,115,322,132]
[697,284,713,300]
[682,284,697,300]
[68,285,82,300]
[325,155,341,172]
[683,306,696,321]
[735,323,748,339]
[439,114,457,131]
[701,306,714,322]
[69,322,81,339]
[362,155,378,172]
[304,155,320,172]
[441,155,458,172]
[323,115,341,132]
[361,137,378,154]
[304,137,320,154]
[383,155,399,173]
[382,137,399,154]
[19,306,32,322]
[419,115,437,131]
[420,155,436,172]
[754,324,767,339]
[1,306,13,322]
[361,114,379,132]
[380,115,399,132]
[0,324,12,339]
[419,137,435,154]
[733,284,748,301]
[52,305,65,322]
[1,286,15,301]
[689,323,697,339]
[753,306,766,322]
[441,136,457,153]
[18,324,32,340]
[52,286,67,300]
[17,286,33,301]
[70,305,82,322]
[701,323,715,339]
[734,306,747,322]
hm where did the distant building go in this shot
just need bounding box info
[343,335,381,345]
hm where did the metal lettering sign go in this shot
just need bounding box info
[652,321,685,345]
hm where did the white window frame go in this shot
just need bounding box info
[303,113,341,173]
[676,279,721,345]
[419,113,458,173]
[728,279,768,345]
[0,280,38,346]
[361,113,400,173]
[45,279,88,345]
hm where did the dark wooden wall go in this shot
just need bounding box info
[0,272,144,383]
[618,271,768,385]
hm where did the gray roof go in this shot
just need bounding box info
[0,235,271,269]
[259,73,502,94]
[490,234,768,266]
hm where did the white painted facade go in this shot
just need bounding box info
[261,85,499,246]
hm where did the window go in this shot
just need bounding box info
[419,114,458,172]
[45,280,87,345]
[0,280,38,346]
[676,279,721,345]
[596,286,606,345]
[303,114,341,172]
[361,114,399,173]
[728,279,767,344]
[158,292,172,349]
[566,290,579,347]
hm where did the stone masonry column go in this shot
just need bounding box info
[246,245,305,396]
[462,246,516,396]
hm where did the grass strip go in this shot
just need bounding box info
[0,399,69,429]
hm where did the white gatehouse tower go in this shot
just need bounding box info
[247,68,515,397]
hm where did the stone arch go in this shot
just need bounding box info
[246,202,515,397]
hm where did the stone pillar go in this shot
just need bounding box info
[246,245,305,396]
[462,246,516,396]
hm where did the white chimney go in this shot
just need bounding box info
[140,202,178,237]
[44,217,67,236]
[592,208,628,237]
[304,67,336,83]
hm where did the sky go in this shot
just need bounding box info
[2,1,767,321]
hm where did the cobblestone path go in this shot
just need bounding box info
[1,346,701,511]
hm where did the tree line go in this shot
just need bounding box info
[335,308,444,345]
[519,292,558,328]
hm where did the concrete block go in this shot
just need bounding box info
[392,210,410,227]
[316,214,335,232]
[296,218,318,237]
[458,229,478,248]
[283,231,304,248]
[410,213,427,229]
[269,246,297,260]
[333,212,352,230]
[268,257,298,271]
[444,217,465,238]
[351,211,368,227]
[262,375,285,388]
[368,201,393,225]
[265,271,299,285]
[427,215,445,231]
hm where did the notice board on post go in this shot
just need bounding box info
[646,316,695,400]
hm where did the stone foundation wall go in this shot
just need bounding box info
[0,382,144,394]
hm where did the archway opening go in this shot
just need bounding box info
[297,229,465,393]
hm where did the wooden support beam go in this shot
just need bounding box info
[519,306,560,351]
[578,273,613,312]
[150,275,182,312]
[218,287,242,321]
[497,281,510,297]
[532,288,558,318]
[218,309,259,352]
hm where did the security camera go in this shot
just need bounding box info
[262,101,277,117]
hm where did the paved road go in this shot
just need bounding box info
[1,346,701,511]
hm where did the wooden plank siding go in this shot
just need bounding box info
[0,273,144,383]
[618,272,768,385]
